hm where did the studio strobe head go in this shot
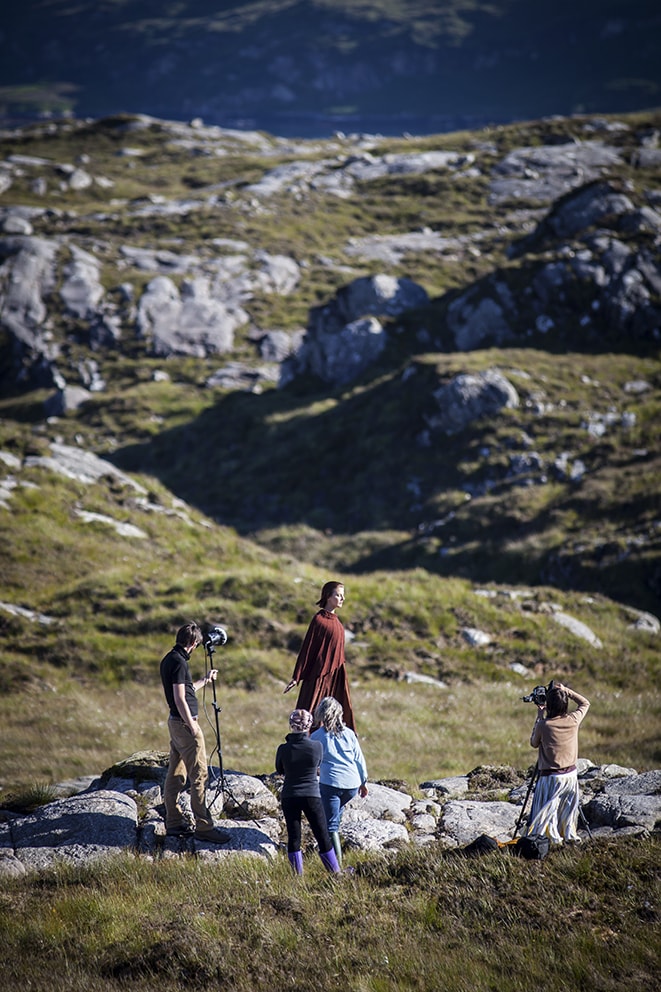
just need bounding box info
[204,625,228,648]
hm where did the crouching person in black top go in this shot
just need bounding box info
[275,709,341,875]
[160,622,229,844]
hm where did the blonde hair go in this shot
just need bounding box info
[314,697,345,736]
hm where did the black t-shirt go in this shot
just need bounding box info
[275,733,323,799]
[160,644,197,719]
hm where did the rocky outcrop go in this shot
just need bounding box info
[1,754,657,878]
[446,180,661,351]
[282,274,428,386]
[489,143,624,205]
[0,235,59,368]
[0,224,302,384]
[137,276,246,357]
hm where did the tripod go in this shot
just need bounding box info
[512,764,539,839]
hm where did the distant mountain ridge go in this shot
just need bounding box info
[1,0,660,134]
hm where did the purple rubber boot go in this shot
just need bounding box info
[319,848,341,874]
[287,850,303,875]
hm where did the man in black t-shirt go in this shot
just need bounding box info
[160,623,229,843]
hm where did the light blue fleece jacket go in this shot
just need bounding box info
[310,726,368,789]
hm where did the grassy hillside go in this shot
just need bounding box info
[0,109,660,797]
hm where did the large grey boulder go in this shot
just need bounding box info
[259,329,305,362]
[602,770,661,796]
[253,251,300,295]
[301,314,387,387]
[284,274,428,386]
[439,800,520,846]
[550,611,603,649]
[209,771,280,819]
[342,782,412,824]
[420,776,470,798]
[427,369,519,435]
[8,790,138,873]
[511,182,642,258]
[447,293,514,351]
[44,385,93,416]
[582,793,661,832]
[337,782,413,850]
[341,818,409,851]
[334,274,429,324]
[546,182,634,240]
[25,442,146,492]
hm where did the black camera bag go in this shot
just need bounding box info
[512,834,551,860]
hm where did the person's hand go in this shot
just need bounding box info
[359,784,368,798]
[284,679,296,694]
[554,681,566,692]
[206,669,218,683]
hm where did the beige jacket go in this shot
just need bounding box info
[530,688,590,771]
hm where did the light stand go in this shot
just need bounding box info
[204,639,225,804]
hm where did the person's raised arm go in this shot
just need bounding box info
[556,682,590,720]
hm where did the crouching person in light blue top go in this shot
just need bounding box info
[311,696,368,866]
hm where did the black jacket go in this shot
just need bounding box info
[275,733,323,799]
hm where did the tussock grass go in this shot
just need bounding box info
[0,839,658,991]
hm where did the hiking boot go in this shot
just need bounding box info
[194,826,231,844]
[166,824,195,837]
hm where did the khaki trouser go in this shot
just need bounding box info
[164,717,213,832]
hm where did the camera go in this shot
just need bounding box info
[521,680,555,705]
[203,625,228,649]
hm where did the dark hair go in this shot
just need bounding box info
[545,686,568,718]
[176,622,202,648]
[317,580,343,608]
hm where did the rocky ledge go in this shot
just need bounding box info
[1,752,658,878]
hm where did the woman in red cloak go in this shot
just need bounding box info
[284,581,356,731]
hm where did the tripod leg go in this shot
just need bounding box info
[513,765,538,839]
[578,803,593,839]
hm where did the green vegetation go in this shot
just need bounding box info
[0,104,660,992]
[0,110,660,800]
[0,840,658,991]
